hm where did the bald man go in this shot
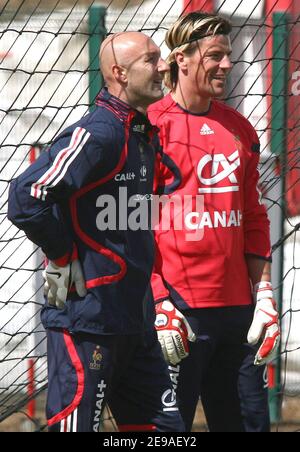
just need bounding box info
[8,32,184,432]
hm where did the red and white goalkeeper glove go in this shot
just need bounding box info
[247,282,280,366]
[155,300,196,365]
[43,260,87,310]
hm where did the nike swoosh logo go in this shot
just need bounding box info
[46,271,61,279]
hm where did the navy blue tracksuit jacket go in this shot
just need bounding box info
[7,89,186,433]
[8,89,158,335]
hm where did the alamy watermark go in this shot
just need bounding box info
[291,71,300,96]
[95,187,243,242]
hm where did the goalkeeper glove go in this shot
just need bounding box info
[43,259,87,310]
[155,300,196,365]
[247,281,280,366]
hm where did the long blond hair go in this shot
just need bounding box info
[165,12,232,89]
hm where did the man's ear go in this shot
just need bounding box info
[112,64,128,84]
[174,51,187,70]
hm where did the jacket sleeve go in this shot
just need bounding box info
[8,124,120,263]
[243,134,271,261]
[149,109,177,303]
[151,143,171,303]
[151,242,171,303]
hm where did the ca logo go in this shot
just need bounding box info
[197,150,240,194]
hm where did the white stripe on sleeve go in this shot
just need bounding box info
[30,127,90,201]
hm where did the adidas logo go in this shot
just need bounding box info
[200,123,214,135]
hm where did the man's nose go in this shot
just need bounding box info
[158,58,170,73]
[220,55,233,70]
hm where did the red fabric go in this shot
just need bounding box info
[47,330,84,427]
[52,253,70,267]
[265,0,293,11]
[27,359,36,419]
[267,364,276,389]
[265,0,300,216]
[286,2,300,216]
[29,145,41,164]
[183,1,300,216]
[52,243,78,267]
[148,94,271,309]
[183,0,214,14]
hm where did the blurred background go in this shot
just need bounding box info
[0,0,299,432]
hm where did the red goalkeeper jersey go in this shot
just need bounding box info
[148,94,271,310]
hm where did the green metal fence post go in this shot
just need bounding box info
[88,5,106,111]
[269,11,289,424]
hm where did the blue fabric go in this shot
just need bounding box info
[47,328,184,432]
[8,89,158,335]
[173,305,270,432]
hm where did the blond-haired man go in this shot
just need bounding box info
[149,12,279,432]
